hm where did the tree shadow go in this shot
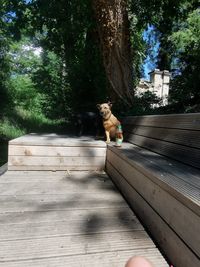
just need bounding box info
[0,170,141,241]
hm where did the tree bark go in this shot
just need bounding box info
[92,0,133,105]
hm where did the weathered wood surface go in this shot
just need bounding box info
[8,135,107,171]
[123,113,200,130]
[106,161,200,267]
[124,125,200,149]
[106,144,200,267]
[9,134,107,147]
[108,144,200,214]
[0,170,168,267]
[9,145,106,156]
[123,113,200,169]
[8,156,106,170]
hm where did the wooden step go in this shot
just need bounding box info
[106,144,200,267]
[0,170,168,267]
[8,134,107,171]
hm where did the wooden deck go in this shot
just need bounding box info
[8,134,107,171]
[0,170,168,267]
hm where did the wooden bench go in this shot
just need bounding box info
[106,113,200,267]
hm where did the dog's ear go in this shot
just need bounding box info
[96,104,101,110]
[108,101,112,108]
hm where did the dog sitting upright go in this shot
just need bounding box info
[97,102,123,144]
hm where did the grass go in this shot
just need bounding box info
[0,106,69,166]
[0,107,67,139]
[0,118,26,140]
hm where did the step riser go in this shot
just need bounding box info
[8,135,107,171]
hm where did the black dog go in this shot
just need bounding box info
[74,112,104,138]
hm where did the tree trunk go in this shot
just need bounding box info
[92,0,133,105]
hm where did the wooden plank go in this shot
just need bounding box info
[106,152,200,258]
[107,145,200,216]
[124,125,200,149]
[0,207,135,225]
[8,156,106,171]
[124,134,200,169]
[9,145,106,157]
[1,170,70,177]
[0,193,128,213]
[0,170,108,182]
[106,161,200,267]
[9,134,107,147]
[123,113,200,130]
[0,171,108,183]
[0,179,118,195]
[109,143,200,188]
[0,248,168,267]
[0,170,167,267]
[8,165,105,171]
[0,173,70,182]
[8,156,105,166]
[0,231,154,262]
[0,215,143,241]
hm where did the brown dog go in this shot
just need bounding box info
[97,102,122,143]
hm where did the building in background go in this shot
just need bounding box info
[137,69,171,106]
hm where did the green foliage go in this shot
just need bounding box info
[9,37,42,75]
[170,9,200,55]
[6,36,44,113]
[0,106,66,140]
[128,12,146,83]
[9,75,43,111]
[0,0,11,111]
[169,9,200,110]
[129,0,199,70]
[126,91,161,115]
[33,50,72,118]
[4,0,108,112]
[0,0,199,140]
[0,34,67,142]
[0,117,26,140]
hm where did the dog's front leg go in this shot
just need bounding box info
[105,130,110,144]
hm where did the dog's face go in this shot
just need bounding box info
[97,102,112,119]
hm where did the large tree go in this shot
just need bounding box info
[3,0,200,114]
[92,0,133,105]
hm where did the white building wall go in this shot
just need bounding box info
[137,69,171,106]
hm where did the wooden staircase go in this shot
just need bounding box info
[8,134,107,171]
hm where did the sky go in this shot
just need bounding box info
[142,25,160,80]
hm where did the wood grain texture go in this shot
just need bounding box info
[8,135,107,171]
[8,165,105,171]
[122,114,200,168]
[8,156,106,167]
[9,145,106,157]
[0,193,127,213]
[123,113,200,130]
[108,144,200,216]
[0,171,168,267]
[106,161,200,267]
[9,134,107,147]
[124,125,200,149]
[125,134,200,168]
[106,149,200,258]
[0,231,154,261]
[0,248,167,267]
